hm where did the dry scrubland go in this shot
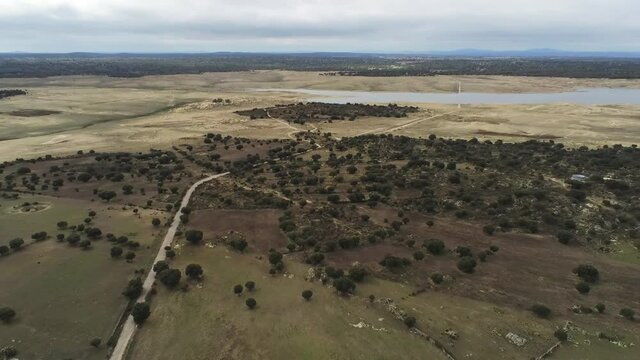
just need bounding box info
[0,129,638,359]
[0,71,639,359]
[124,132,638,359]
[1,71,640,161]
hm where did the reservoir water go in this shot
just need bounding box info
[254,88,640,105]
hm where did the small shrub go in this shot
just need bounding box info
[483,224,496,235]
[424,239,445,255]
[131,302,151,325]
[554,329,568,342]
[557,231,574,245]
[457,256,477,273]
[403,316,416,328]
[0,346,18,358]
[430,273,444,284]
[157,269,181,288]
[575,282,591,294]
[573,264,599,283]
[233,284,243,295]
[0,307,16,323]
[185,264,204,280]
[333,277,356,295]
[347,265,367,282]
[89,338,101,348]
[531,304,552,318]
[246,298,257,309]
[184,229,204,245]
[619,308,635,321]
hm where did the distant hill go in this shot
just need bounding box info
[1,50,639,59]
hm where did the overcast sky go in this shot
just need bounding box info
[0,0,638,52]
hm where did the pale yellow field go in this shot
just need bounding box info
[1,71,639,161]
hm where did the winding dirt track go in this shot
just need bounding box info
[109,172,229,360]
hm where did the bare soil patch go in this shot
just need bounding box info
[189,208,287,252]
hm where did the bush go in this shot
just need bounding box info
[185,230,203,245]
[153,260,170,273]
[125,252,136,262]
[31,231,48,241]
[157,269,181,288]
[413,251,425,260]
[478,251,488,262]
[554,329,568,342]
[0,307,16,323]
[403,316,416,328]
[575,282,591,294]
[379,255,411,270]
[233,284,243,295]
[122,277,143,300]
[90,338,102,348]
[455,246,472,257]
[482,224,496,235]
[595,303,606,313]
[110,246,123,258]
[131,302,151,325]
[430,273,444,284]
[308,252,325,265]
[268,251,283,266]
[325,267,344,279]
[347,265,367,282]
[245,281,256,291]
[151,218,161,227]
[67,233,81,246]
[424,239,445,255]
[246,298,257,309]
[531,304,552,318]
[0,346,18,358]
[619,308,635,321]
[333,277,356,295]
[185,264,204,280]
[229,239,248,252]
[302,290,313,301]
[556,231,574,245]
[457,256,477,273]
[9,238,24,250]
[573,264,599,283]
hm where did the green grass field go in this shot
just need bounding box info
[0,194,165,359]
[127,245,449,360]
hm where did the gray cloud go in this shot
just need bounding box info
[0,0,638,52]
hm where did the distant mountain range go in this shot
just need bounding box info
[1,50,639,59]
[406,49,640,58]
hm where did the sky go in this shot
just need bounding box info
[0,0,638,53]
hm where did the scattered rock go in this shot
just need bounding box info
[444,329,459,340]
[506,332,527,346]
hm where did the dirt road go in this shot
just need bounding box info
[109,172,229,360]
[357,111,456,136]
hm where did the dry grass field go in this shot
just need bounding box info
[1,71,639,161]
